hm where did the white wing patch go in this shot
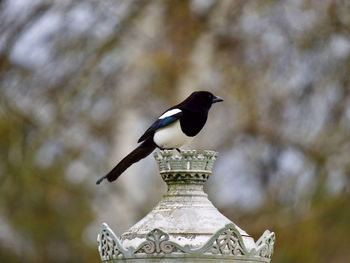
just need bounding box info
[159,108,182,119]
[154,120,192,148]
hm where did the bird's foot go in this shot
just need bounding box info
[176,148,181,154]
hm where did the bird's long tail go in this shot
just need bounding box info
[96,138,156,184]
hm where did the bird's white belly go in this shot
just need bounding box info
[153,120,192,149]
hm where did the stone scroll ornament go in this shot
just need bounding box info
[97,223,275,261]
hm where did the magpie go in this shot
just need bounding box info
[96,91,223,184]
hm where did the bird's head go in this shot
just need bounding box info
[184,91,223,111]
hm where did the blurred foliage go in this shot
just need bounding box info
[0,108,96,261]
[232,195,350,263]
[0,0,350,262]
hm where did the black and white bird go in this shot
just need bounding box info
[96,91,223,184]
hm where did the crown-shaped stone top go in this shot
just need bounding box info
[153,150,218,184]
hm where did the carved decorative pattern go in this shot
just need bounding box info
[97,223,126,261]
[154,150,217,185]
[135,228,184,254]
[97,223,275,261]
[154,150,218,173]
[160,172,210,183]
[97,150,275,262]
[211,229,245,255]
[256,230,275,259]
[193,224,249,257]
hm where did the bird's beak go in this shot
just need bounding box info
[212,96,224,103]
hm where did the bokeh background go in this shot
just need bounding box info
[1,0,350,262]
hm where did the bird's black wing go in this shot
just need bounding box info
[137,109,183,143]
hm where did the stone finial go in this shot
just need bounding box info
[154,150,218,184]
[97,150,275,262]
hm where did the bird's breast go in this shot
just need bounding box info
[153,120,192,149]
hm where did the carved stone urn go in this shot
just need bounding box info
[97,150,275,262]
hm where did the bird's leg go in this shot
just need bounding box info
[176,148,181,154]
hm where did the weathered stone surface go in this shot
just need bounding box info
[97,150,275,262]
